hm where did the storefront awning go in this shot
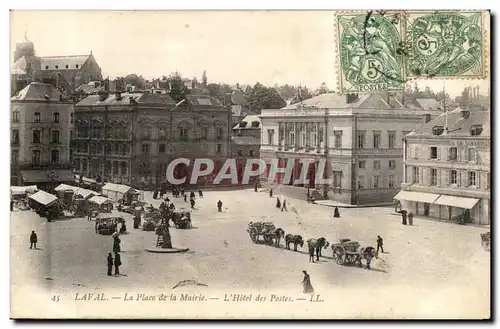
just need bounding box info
[28,190,58,206]
[434,195,480,209]
[394,190,440,203]
[21,170,74,183]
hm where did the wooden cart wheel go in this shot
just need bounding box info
[332,245,345,265]
[263,234,273,244]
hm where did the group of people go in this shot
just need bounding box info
[275,197,287,212]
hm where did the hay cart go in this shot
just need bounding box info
[247,222,275,244]
[96,216,119,235]
[481,232,491,252]
[331,239,363,266]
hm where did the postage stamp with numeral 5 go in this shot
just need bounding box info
[405,11,489,79]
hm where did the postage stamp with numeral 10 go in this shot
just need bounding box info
[405,11,488,79]
[336,11,406,94]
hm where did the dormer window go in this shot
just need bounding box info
[432,126,444,136]
[65,65,69,69]
[251,121,260,128]
[55,65,59,69]
[470,125,483,136]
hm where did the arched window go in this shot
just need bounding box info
[12,109,20,123]
[32,150,41,165]
[51,150,59,164]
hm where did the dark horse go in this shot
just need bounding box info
[285,234,304,251]
[306,237,330,261]
[271,228,285,248]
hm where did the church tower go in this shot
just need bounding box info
[13,32,35,62]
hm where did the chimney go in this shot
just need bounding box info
[98,91,109,101]
[115,92,122,101]
[424,113,431,123]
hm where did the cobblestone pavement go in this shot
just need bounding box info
[11,188,490,318]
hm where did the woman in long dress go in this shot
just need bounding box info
[302,270,314,294]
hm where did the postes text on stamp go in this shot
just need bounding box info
[406,11,485,79]
[336,11,405,93]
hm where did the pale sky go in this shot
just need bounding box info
[10,10,489,97]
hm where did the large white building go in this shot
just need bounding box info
[259,93,439,205]
[397,108,490,225]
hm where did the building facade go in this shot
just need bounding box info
[11,38,102,95]
[397,108,490,225]
[232,115,261,184]
[72,92,232,188]
[11,82,75,187]
[260,93,439,205]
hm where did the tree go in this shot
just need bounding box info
[123,74,146,90]
[247,82,286,113]
[167,73,188,102]
[314,82,331,96]
[201,70,207,86]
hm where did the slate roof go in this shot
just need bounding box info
[76,92,175,107]
[11,82,62,101]
[40,54,90,70]
[184,95,225,108]
[409,108,490,138]
[233,115,261,129]
[415,98,442,111]
[281,93,371,110]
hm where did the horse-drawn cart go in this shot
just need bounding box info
[481,232,491,252]
[247,222,278,245]
[331,239,363,265]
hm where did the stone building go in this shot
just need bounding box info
[259,93,439,205]
[10,82,75,187]
[72,92,231,188]
[396,108,490,225]
[11,37,102,95]
[232,115,261,184]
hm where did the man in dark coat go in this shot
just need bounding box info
[113,235,121,253]
[190,198,195,209]
[334,207,340,218]
[107,253,113,276]
[269,188,273,198]
[29,231,37,249]
[281,199,287,212]
[114,252,122,276]
[198,189,203,198]
[217,200,223,212]
[276,198,281,209]
[402,211,407,225]
[308,246,315,263]
[184,194,187,202]
[190,191,195,199]
[377,235,384,253]
[10,200,14,211]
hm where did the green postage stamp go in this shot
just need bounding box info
[336,10,489,94]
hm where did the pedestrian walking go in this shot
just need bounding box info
[190,191,196,200]
[190,198,195,209]
[334,206,340,218]
[107,253,113,276]
[113,235,121,253]
[29,231,37,249]
[376,235,384,253]
[302,270,314,294]
[402,211,407,225]
[114,252,122,276]
[408,213,414,226]
[281,199,287,212]
[198,189,203,198]
[308,246,315,263]
[217,200,223,212]
[184,194,187,202]
[276,197,281,209]
[269,188,273,198]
